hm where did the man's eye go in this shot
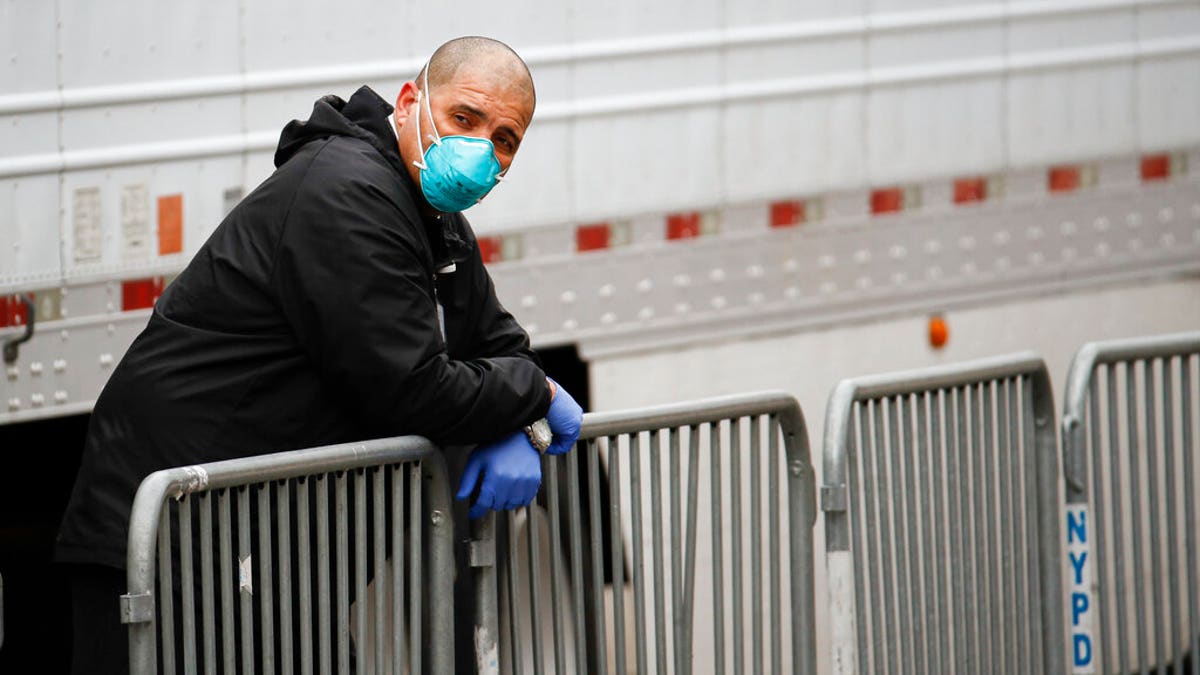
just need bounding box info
[454,114,470,126]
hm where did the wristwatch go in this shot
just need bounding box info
[524,418,553,453]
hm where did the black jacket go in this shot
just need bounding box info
[56,86,550,570]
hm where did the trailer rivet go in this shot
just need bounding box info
[791,460,803,476]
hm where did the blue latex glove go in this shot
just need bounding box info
[545,378,583,456]
[456,429,542,519]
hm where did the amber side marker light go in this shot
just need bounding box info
[928,314,949,349]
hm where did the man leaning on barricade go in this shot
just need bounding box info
[55,36,583,675]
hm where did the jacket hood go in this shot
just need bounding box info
[274,85,405,175]
[273,85,477,267]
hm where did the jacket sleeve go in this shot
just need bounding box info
[453,235,543,364]
[269,148,551,445]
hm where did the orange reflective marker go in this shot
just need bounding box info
[928,314,949,349]
[157,194,184,255]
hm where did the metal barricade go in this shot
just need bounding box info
[822,352,1066,675]
[471,391,818,675]
[1061,331,1200,675]
[123,436,455,675]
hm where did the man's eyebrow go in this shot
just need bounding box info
[456,102,523,145]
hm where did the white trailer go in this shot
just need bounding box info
[2,0,1199,671]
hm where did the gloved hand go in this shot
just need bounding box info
[456,429,542,519]
[545,378,583,456]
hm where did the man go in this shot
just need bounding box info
[56,36,582,673]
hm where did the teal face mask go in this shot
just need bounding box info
[412,68,504,213]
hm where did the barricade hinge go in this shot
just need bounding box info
[820,485,848,513]
[468,540,495,568]
[120,591,155,624]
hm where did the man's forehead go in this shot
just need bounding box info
[435,63,535,127]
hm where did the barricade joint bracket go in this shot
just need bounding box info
[820,484,847,512]
[468,539,495,567]
[120,591,155,624]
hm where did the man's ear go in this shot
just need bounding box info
[393,81,419,127]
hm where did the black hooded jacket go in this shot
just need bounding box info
[56,86,550,570]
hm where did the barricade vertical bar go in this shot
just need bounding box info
[1029,374,1050,675]
[1036,363,1067,675]
[1012,374,1032,672]
[608,435,627,675]
[200,494,215,675]
[390,465,405,675]
[238,487,254,675]
[422,455,455,675]
[995,380,1015,674]
[408,463,422,675]
[1145,360,1167,672]
[878,398,900,673]
[506,510,524,675]
[1161,359,1181,672]
[888,395,914,675]
[899,394,925,675]
[683,424,701,675]
[1106,363,1129,673]
[929,389,950,673]
[527,464,546,675]
[950,386,969,667]
[220,491,236,675]
[371,470,384,675]
[669,426,685,674]
[1087,375,1111,673]
[565,449,588,672]
[353,470,367,675]
[731,417,745,674]
[629,432,649,675]
[750,416,764,675]
[335,474,349,675]
[298,481,314,675]
[586,441,610,675]
[1019,377,1043,674]
[316,476,331,675]
[544,454,565,672]
[158,507,176,675]
[1183,357,1199,675]
[650,430,669,675]
[858,401,883,673]
[277,482,293,675]
[918,391,945,675]
[850,402,875,674]
[1127,362,1149,669]
[711,423,726,675]
[767,415,782,675]
[972,383,993,675]
[963,385,984,675]
[955,386,974,673]
[259,483,276,675]
[179,497,197,675]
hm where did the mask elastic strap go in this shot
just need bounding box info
[422,67,442,148]
[411,89,428,171]
[412,64,443,171]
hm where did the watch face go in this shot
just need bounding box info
[531,418,553,448]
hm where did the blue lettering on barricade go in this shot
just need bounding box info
[1066,504,1095,674]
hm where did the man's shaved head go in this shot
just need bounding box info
[418,37,536,114]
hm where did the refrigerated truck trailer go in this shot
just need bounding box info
[2,0,1199,671]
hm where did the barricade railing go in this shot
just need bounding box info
[821,352,1066,675]
[1061,331,1200,674]
[471,391,818,675]
[123,436,455,675]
